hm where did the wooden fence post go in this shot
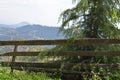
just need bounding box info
[11,45,18,72]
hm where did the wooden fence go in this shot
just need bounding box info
[0,38,120,74]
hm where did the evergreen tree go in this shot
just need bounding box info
[58,0,120,79]
[41,0,120,79]
[59,0,120,38]
[58,0,120,63]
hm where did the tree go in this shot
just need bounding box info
[58,0,120,62]
[40,0,120,79]
[58,0,120,79]
[59,0,120,39]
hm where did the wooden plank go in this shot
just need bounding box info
[10,66,119,74]
[1,62,119,70]
[56,51,120,56]
[0,52,39,56]
[12,67,91,75]
[0,51,120,56]
[11,45,18,72]
[12,45,18,62]
[1,62,61,68]
[0,39,119,45]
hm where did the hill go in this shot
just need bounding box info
[0,23,64,40]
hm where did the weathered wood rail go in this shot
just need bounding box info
[1,51,120,56]
[0,39,120,45]
[0,38,120,74]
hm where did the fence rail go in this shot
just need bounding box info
[0,38,120,75]
[1,62,119,69]
[1,51,120,56]
[0,52,39,56]
[0,38,120,45]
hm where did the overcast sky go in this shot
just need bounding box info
[0,0,119,28]
[0,0,73,26]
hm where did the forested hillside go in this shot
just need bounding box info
[0,23,64,40]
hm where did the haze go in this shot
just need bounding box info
[0,0,73,26]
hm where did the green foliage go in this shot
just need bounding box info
[58,0,120,79]
[38,39,77,62]
[39,46,64,62]
[59,0,120,38]
[82,67,120,80]
[38,46,61,62]
[38,0,120,79]
[58,0,120,63]
[0,68,60,80]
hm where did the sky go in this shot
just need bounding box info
[0,0,119,28]
[0,0,74,26]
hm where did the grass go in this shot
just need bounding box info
[1,67,120,80]
[0,67,60,80]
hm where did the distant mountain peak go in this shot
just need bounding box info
[14,21,30,27]
[0,22,31,28]
[17,22,30,26]
[8,22,30,28]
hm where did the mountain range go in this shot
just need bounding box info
[0,22,64,40]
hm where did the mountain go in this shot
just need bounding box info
[0,24,9,28]
[9,22,30,28]
[0,23,64,40]
[0,22,30,28]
